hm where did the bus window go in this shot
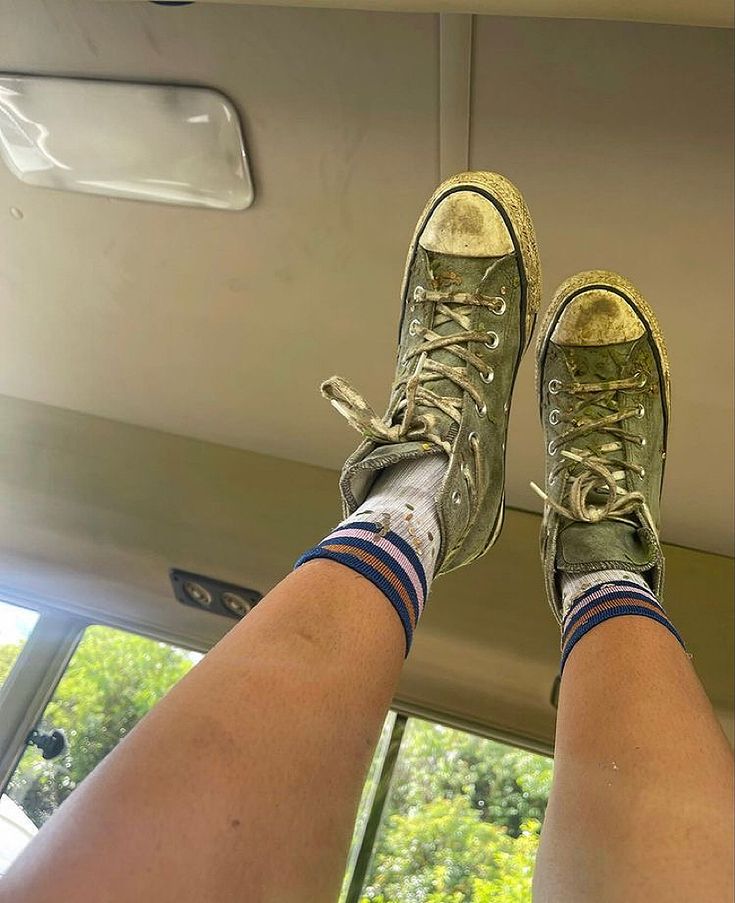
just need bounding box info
[342,716,552,902]
[1,624,201,875]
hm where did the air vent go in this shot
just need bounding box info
[170,569,262,621]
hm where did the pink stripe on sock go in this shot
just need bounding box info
[562,581,661,628]
[329,526,426,613]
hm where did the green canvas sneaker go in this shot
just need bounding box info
[533,270,670,622]
[322,171,540,574]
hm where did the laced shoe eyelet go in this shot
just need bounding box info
[413,286,426,302]
[451,489,462,505]
[475,402,487,417]
[460,463,471,482]
[548,439,558,456]
[549,409,561,426]
[548,472,557,486]
[408,318,421,336]
[634,403,645,419]
[484,331,499,350]
[480,369,494,384]
[548,379,562,395]
[633,370,648,387]
[468,431,478,445]
[638,467,646,479]
[493,298,507,316]
[639,437,647,447]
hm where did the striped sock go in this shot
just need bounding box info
[559,570,686,673]
[295,455,446,656]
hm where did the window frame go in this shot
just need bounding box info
[0,594,208,796]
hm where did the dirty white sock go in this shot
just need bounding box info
[295,454,447,654]
[348,454,446,581]
[560,568,650,620]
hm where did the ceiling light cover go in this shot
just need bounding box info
[0,75,254,209]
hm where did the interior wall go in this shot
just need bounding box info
[0,4,731,558]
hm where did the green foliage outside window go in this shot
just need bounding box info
[359,721,552,902]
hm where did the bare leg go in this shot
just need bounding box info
[533,616,734,902]
[1,561,404,903]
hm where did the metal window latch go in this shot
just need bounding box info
[26,728,67,761]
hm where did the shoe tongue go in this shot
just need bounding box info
[428,252,495,288]
[556,520,657,573]
[343,441,446,508]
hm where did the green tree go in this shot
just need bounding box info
[473,820,541,903]
[4,626,197,827]
[359,721,551,902]
[387,721,551,837]
[360,797,518,902]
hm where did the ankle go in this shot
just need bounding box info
[559,571,685,674]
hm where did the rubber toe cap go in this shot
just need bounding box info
[419,190,513,258]
[551,289,646,347]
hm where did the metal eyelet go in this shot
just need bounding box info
[633,370,648,387]
[475,402,487,417]
[639,437,647,447]
[634,403,645,419]
[548,379,562,395]
[548,472,557,486]
[484,331,499,350]
[461,463,471,481]
[413,286,426,302]
[480,369,494,384]
[451,489,462,505]
[549,409,561,426]
[408,318,421,336]
[548,439,558,456]
[468,431,478,447]
[493,298,507,316]
[638,467,646,479]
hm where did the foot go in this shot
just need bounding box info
[533,270,670,620]
[322,171,540,574]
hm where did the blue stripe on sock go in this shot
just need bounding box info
[342,522,428,598]
[314,535,420,614]
[294,547,414,656]
[561,605,686,673]
[563,579,657,614]
[563,588,663,640]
